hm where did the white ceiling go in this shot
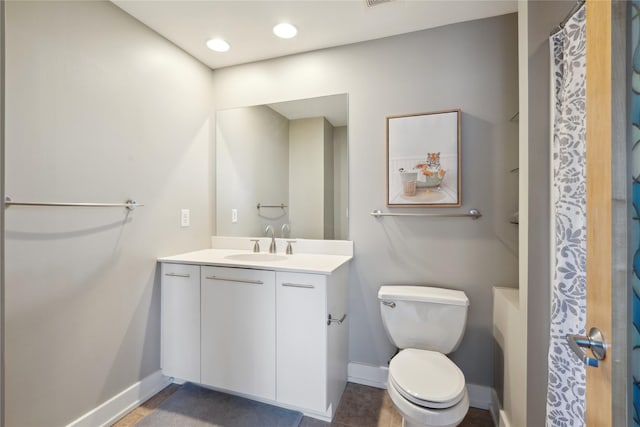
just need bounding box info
[268,94,348,127]
[112,0,517,70]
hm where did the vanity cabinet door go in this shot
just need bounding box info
[276,272,328,411]
[201,266,276,400]
[161,263,201,383]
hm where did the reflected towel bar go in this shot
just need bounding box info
[256,203,288,210]
[370,208,481,219]
[4,195,143,211]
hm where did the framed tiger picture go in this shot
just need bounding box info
[386,109,461,207]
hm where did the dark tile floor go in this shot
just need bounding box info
[300,383,493,427]
[114,382,494,427]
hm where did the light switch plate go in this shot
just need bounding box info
[231,209,238,223]
[181,209,190,227]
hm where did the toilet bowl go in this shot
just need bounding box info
[387,349,469,427]
[378,286,470,427]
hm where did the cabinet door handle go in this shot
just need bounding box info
[281,282,315,289]
[164,272,191,278]
[327,314,347,326]
[205,276,264,285]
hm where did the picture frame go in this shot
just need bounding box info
[386,109,461,207]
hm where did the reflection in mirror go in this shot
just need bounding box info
[216,94,348,240]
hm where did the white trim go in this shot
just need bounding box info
[489,388,501,426]
[498,410,512,427]
[466,383,492,410]
[347,362,388,389]
[347,362,492,409]
[65,370,172,427]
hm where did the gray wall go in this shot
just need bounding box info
[4,2,214,426]
[213,13,519,388]
[334,126,349,241]
[526,2,575,425]
[289,117,328,239]
[323,118,335,240]
[216,105,289,237]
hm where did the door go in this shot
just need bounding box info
[585,0,612,422]
[584,0,627,424]
[200,266,276,400]
[275,271,327,411]
[160,263,201,383]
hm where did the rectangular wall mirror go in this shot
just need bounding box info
[386,109,461,207]
[216,94,349,240]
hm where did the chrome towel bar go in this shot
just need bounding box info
[4,195,143,211]
[370,208,481,219]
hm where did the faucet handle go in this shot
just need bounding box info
[250,239,260,253]
[281,223,291,238]
[286,240,296,255]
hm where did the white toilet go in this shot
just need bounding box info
[378,285,470,427]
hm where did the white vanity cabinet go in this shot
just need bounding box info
[160,263,201,383]
[275,269,348,416]
[158,245,351,420]
[200,266,277,400]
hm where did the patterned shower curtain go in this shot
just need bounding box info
[546,5,587,426]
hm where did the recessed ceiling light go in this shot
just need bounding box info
[206,38,230,52]
[273,23,298,39]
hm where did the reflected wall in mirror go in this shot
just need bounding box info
[216,94,348,240]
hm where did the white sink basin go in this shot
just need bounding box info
[225,253,288,262]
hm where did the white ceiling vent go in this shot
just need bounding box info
[365,0,395,7]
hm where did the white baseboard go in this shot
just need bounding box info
[489,388,501,426]
[65,370,172,427]
[498,410,511,427]
[347,362,492,410]
[347,362,388,389]
[466,383,492,410]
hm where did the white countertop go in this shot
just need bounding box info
[158,248,352,275]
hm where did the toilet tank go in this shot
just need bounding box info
[378,285,469,354]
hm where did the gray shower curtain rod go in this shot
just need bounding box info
[551,0,586,36]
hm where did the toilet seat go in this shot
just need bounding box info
[389,349,466,409]
[387,375,469,427]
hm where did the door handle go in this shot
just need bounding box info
[566,327,606,368]
[164,272,191,278]
[281,282,315,289]
[205,276,264,285]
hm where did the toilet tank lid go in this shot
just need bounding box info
[378,285,469,306]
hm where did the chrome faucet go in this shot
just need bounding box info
[265,225,277,253]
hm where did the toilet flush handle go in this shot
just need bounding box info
[382,301,396,308]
